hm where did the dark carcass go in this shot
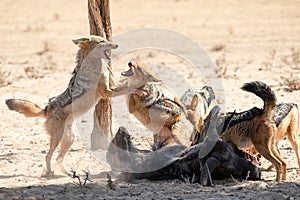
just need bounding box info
[106,107,261,186]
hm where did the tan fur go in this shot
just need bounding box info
[123,62,194,148]
[185,95,205,133]
[182,89,216,131]
[221,82,287,181]
[5,36,138,178]
[275,105,300,169]
[180,87,216,145]
[249,104,300,171]
[221,116,287,181]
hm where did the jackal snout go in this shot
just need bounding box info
[121,62,161,84]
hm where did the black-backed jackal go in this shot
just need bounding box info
[180,86,216,145]
[5,36,152,177]
[220,81,288,181]
[121,62,195,149]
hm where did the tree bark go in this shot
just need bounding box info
[88,0,112,150]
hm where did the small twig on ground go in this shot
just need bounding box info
[191,174,196,183]
[70,169,82,186]
[245,171,250,181]
[181,175,190,183]
[230,174,239,183]
[181,174,196,184]
[107,173,117,190]
[82,170,92,186]
[69,169,93,187]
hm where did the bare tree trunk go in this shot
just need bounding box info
[88,0,112,150]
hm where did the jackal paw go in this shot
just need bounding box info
[41,169,54,178]
[58,166,69,176]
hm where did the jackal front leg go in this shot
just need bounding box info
[96,72,135,98]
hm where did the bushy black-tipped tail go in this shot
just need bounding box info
[5,99,46,118]
[241,81,276,117]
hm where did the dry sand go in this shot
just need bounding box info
[0,0,299,199]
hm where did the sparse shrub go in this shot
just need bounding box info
[215,54,228,78]
[24,66,44,79]
[278,73,300,92]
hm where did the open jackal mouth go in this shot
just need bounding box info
[104,44,118,60]
[121,68,134,76]
[121,62,135,76]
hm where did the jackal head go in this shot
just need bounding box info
[120,62,161,88]
[72,35,118,63]
[182,86,216,133]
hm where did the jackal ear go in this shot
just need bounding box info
[72,37,89,45]
[190,94,199,110]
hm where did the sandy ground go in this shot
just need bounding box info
[0,0,300,199]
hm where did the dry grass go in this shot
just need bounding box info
[259,50,277,71]
[215,54,228,78]
[260,48,300,71]
[36,41,51,56]
[281,48,300,69]
[260,60,273,70]
[278,73,300,92]
[22,24,46,33]
[261,48,300,92]
[0,70,12,88]
[24,66,45,79]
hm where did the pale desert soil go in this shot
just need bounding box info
[0,0,300,199]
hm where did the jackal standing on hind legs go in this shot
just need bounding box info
[5,35,138,177]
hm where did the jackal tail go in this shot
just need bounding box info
[241,81,276,117]
[5,99,46,118]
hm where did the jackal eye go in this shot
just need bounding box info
[100,40,105,43]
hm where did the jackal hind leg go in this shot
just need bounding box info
[254,142,283,181]
[253,122,285,181]
[286,128,300,171]
[56,116,74,175]
[43,112,67,177]
[263,142,280,171]
[271,141,287,180]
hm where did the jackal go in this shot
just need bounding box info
[247,102,300,171]
[218,81,286,181]
[5,36,140,177]
[180,86,216,145]
[120,62,195,149]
